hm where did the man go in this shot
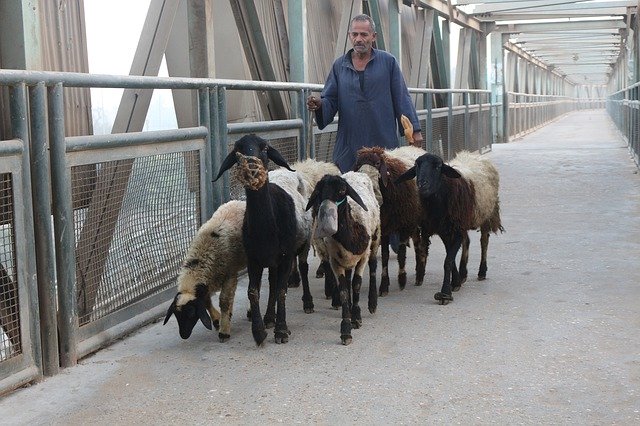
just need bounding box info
[307,13,423,173]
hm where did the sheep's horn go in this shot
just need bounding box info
[346,182,367,211]
[267,145,294,171]
[395,166,416,185]
[214,150,238,182]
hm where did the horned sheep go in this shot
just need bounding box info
[397,150,503,304]
[306,171,381,345]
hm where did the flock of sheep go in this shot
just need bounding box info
[164,134,503,346]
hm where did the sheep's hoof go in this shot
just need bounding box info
[414,280,423,287]
[351,319,362,329]
[434,292,453,305]
[304,306,314,314]
[253,329,268,346]
[477,275,486,281]
[212,319,220,330]
[274,326,290,344]
[263,316,275,329]
[452,284,462,292]
[398,272,407,290]
[341,335,353,345]
[379,290,389,297]
[274,334,289,344]
[218,333,230,343]
[368,304,377,315]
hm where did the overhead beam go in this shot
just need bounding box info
[416,0,484,32]
[495,19,626,33]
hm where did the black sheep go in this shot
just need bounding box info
[214,134,298,345]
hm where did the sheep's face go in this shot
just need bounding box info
[163,288,212,339]
[213,134,294,183]
[306,175,368,218]
[355,150,389,187]
[397,154,461,198]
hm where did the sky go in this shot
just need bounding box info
[84,0,176,133]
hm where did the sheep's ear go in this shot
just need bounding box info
[163,296,177,325]
[442,164,461,179]
[379,160,389,187]
[306,181,323,211]
[395,166,416,184]
[267,145,294,171]
[197,300,212,330]
[213,150,237,182]
[346,182,368,211]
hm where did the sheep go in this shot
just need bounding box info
[355,146,427,296]
[396,150,503,304]
[291,159,341,299]
[164,200,246,342]
[266,168,315,317]
[213,134,299,345]
[306,171,381,345]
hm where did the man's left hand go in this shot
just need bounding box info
[412,131,423,147]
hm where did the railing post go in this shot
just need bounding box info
[209,86,223,212]
[199,87,214,221]
[10,82,42,377]
[426,94,433,152]
[298,89,308,160]
[463,92,469,151]
[217,87,230,201]
[447,92,453,160]
[28,82,59,377]
[48,83,78,369]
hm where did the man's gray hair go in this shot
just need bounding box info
[350,14,376,33]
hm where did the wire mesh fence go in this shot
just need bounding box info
[0,173,19,362]
[72,152,201,326]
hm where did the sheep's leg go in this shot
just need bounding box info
[397,238,408,290]
[331,269,341,310]
[413,231,427,287]
[331,260,352,345]
[351,256,370,329]
[316,262,325,279]
[218,276,237,342]
[274,257,293,344]
[434,232,462,305]
[379,234,391,297]
[298,244,314,314]
[457,232,470,289]
[367,254,378,314]
[247,265,267,345]
[478,227,490,280]
[323,260,336,301]
[263,269,277,329]
[288,257,300,288]
[205,298,221,331]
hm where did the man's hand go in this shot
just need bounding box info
[412,131,423,148]
[307,95,322,111]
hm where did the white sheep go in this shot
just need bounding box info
[164,200,246,342]
[306,171,381,345]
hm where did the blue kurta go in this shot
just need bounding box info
[316,48,421,172]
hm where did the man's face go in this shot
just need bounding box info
[349,20,376,54]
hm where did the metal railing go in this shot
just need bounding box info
[607,85,640,169]
[0,69,495,394]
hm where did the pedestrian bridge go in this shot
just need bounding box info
[0,109,638,423]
